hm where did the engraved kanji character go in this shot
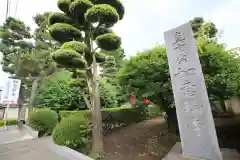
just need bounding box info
[185,119,203,131]
[174,68,196,78]
[177,54,188,64]
[173,31,186,52]
[180,80,197,97]
[184,103,203,112]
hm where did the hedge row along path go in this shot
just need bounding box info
[103,117,180,160]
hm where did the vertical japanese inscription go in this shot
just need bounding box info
[172,31,203,136]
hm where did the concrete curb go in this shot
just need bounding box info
[47,138,94,160]
[22,125,38,139]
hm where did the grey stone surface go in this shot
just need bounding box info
[164,23,221,159]
[0,137,93,160]
[164,143,240,160]
[0,125,38,145]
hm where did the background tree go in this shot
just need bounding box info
[100,56,118,84]
[0,17,34,125]
[117,45,172,111]
[47,0,125,153]
[36,70,85,111]
[190,17,240,112]
[99,78,118,108]
[33,12,60,50]
[117,40,240,131]
[197,39,240,112]
[103,48,125,69]
[190,17,218,39]
[27,12,61,113]
[0,15,58,122]
[100,48,126,105]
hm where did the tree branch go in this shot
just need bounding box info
[93,47,99,53]
[83,94,92,110]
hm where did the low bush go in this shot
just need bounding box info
[52,114,91,152]
[59,105,162,134]
[60,110,91,121]
[0,120,5,127]
[6,118,17,126]
[146,105,163,118]
[0,118,17,127]
[28,108,58,136]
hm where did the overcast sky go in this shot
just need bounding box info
[0,0,240,84]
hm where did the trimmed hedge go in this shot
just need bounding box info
[60,105,162,134]
[28,108,58,136]
[6,118,17,126]
[52,114,91,152]
[146,105,163,118]
[0,118,17,127]
[0,120,4,127]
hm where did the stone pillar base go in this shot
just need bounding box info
[163,143,240,160]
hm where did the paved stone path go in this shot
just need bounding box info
[0,136,93,160]
[0,128,33,145]
[0,138,67,160]
[0,125,93,160]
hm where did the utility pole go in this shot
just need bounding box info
[5,0,11,20]
[14,0,18,17]
[5,0,9,20]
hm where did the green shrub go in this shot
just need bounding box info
[59,105,162,134]
[146,105,162,118]
[28,108,58,136]
[60,110,91,120]
[0,120,5,127]
[99,78,118,108]
[52,114,90,152]
[0,119,18,127]
[35,70,86,111]
[6,118,17,126]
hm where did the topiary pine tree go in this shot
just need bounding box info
[48,0,124,153]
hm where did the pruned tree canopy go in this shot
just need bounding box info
[190,17,218,39]
[51,49,87,68]
[49,23,83,42]
[49,0,125,152]
[96,33,121,51]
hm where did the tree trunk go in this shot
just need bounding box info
[220,99,227,113]
[28,79,39,114]
[166,107,179,135]
[85,29,103,154]
[91,56,103,154]
[17,85,26,129]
